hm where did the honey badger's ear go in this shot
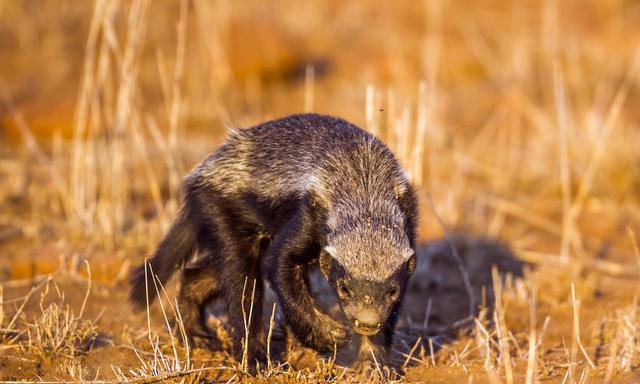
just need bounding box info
[406,252,417,274]
[320,246,335,279]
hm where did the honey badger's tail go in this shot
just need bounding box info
[129,206,196,309]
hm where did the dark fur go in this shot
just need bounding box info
[129,113,419,369]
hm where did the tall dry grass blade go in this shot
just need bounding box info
[369,348,384,380]
[554,67,573,263]
[304,64,315,112]
[525,287,537,384]
[571,284,596,369]
[116,262,199,382]
[474,317,494,370]
[485,196,561,236]
[173,298,191,369]
[568,49,640,232]
[428,337,436,367]
[422,0,442,192]
[604,321,620,383]
[422,297,433,332]
[423,0,442,86]
[425,192,476,319]
[153,270,193,371]
[78,260,92,319]
[385,88,397,149]
[131,115,164,218]
[515,248,640,278]
[403,336,422,370]
[5,277,51,338]
[166,0,188,187]
[492,267,513,384]
[155,48,172,118]
[144,114,182,229]
[365,84,380,138]
[148,265,182,370]
[192,0,233,125]
[71,0,109,220]
[627,227,640,273]
[266,302,277,370]
[410,81,429,186]
[240,277,257,372]
[0,286,3,331]
[394,105,412,169]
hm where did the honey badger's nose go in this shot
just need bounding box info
[353,309,382,335]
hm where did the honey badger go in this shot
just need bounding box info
[129,113,418,369]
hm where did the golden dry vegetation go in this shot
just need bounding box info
[1,0,640,382]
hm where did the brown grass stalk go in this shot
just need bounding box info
[266,302,276,370]
[525,287,537,384]
[240,277,257,373]
[492,267,513,384]
[571,284,596,370]
[425,191,476,319]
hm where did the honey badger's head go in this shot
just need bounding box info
[320,221,416,336]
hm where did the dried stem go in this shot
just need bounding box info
[425,191,476,319]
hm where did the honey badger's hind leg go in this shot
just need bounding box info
[186,188,267,368]
[216,228,266,367]
[178,254,223,351]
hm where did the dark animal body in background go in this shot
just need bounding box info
[129,113,418,370]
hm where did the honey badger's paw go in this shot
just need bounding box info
[351,359,397,377]
[307,313,349,352]
[243,343,269,374]
[176,318,224,351]
[189,334,223,351]
[352,347,397,377]
[352,359,375,373]
[351,359,398,378]
[185,330,223,351]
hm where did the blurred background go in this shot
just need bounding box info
[0,0,638,296]
[2,0,639,265]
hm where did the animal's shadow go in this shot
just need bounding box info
[204,235,525,370]
[392,235,525,367]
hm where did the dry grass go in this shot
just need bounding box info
[111,268,206,384]
[1,0,640,382]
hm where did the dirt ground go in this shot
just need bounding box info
[2,0,640,383]
[1,226,640,383]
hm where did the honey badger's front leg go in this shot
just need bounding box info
[265,206,349,352]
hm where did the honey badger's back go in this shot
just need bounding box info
[188,113,410,214]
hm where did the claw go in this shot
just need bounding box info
[352,359,375,374]
[352,359,396,377]
[330,324,349,344]
[310,314,350,351]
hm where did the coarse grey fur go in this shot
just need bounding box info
[189,115,414,280]
[129,113,419,371]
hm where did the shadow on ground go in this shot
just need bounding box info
[204,235,525,370]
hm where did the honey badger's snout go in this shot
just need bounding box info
[353,308,383,335]
[349,294,384,335]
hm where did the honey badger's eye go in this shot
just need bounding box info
[338,281,354,298]
[387,286,399,299]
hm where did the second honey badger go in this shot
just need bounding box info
[129,113,418,368]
